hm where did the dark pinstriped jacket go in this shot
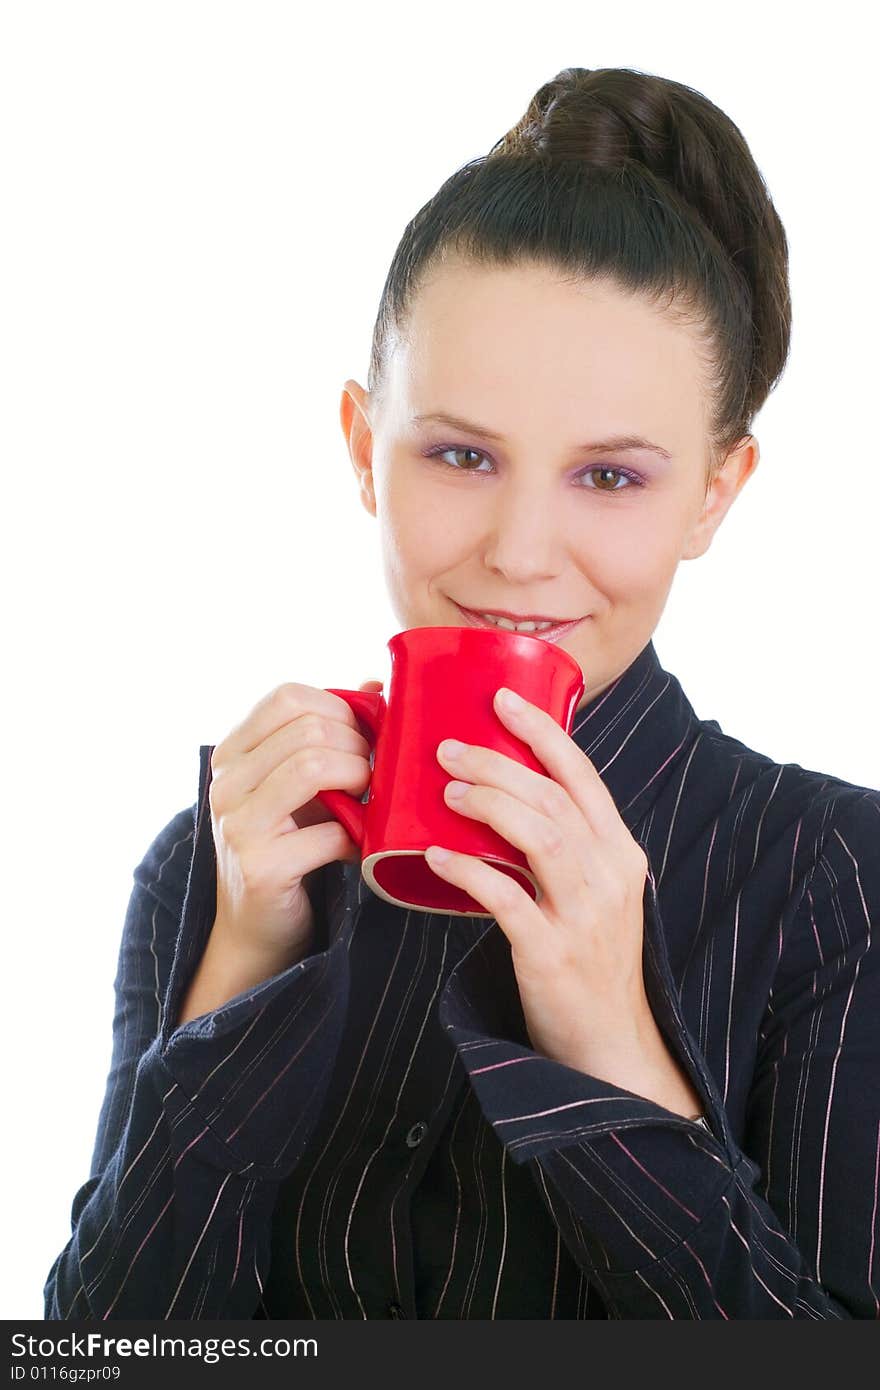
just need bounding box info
[44,639,880,1318]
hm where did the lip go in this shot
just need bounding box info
[453,601,588,644]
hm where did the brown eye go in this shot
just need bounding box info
[593,468,624,490]
[450,448,485,470]
[426,445,492,473]
[581,466,643,493]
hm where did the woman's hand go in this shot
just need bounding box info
[176,678,383,1027]
[424,686,702,1116]
[207,678,382,966]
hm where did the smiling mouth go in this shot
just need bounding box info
[453,601,588,641]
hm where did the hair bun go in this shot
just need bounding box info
[497,67,771,276]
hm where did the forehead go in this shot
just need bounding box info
[386,260,709,441]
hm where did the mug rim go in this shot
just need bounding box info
[362,846,542,919]
[386,624,585,686]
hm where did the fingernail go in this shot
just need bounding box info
[438,738,466,758]
[496,686,524,710]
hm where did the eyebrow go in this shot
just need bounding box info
[411,411,673,461]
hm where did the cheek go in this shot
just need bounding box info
[572,511,682,594]
[376,473,467,577]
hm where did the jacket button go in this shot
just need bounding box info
[405,1120,428,1148]
[387,1301,406,1318]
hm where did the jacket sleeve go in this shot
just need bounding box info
[44,745,355,1320]
[437,790,880,1319]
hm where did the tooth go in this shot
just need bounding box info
[476,611,558,633]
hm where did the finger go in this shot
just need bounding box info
[217,682,375,761]
[229,745,373,839]
[217,713,372,804]
[424,846,542,952]
[437,737,577,826]
[436,737,601,882]
[262,817,361,880]
[493,687,622,839]
[442,781,588,918]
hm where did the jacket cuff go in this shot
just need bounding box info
[438,867,738,1166]
[436,869,744,1276]
[151,744,357,1178]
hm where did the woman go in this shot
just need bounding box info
[45,66,880,1319]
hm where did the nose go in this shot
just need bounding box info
[482,486,567,583]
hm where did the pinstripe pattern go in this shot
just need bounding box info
[43,640,880,1318]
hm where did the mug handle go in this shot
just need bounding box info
[313,688,386,848]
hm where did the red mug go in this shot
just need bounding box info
[315,625,585,917]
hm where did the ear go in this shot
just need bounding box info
[340,379,377,518]
[681,435,760,561]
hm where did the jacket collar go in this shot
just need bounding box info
[567,638,700,834]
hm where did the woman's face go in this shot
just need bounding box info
[341,259,758,708]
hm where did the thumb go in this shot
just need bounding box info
[357,679,384,693]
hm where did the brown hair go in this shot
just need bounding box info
[367,66,791,485]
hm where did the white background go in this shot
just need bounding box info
[2,0,877,1320]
